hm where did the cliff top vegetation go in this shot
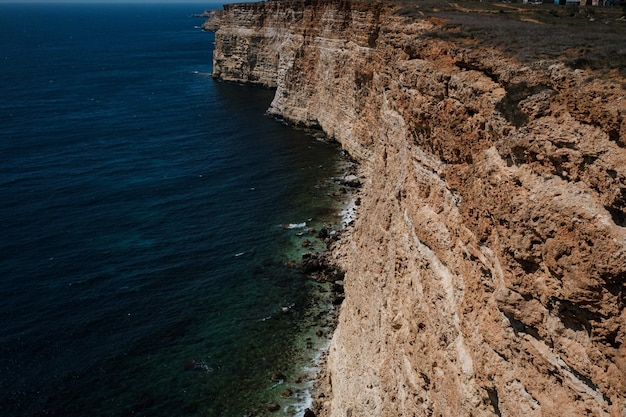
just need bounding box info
[390,0,626,76]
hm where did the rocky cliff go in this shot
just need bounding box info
[211,1,626,416]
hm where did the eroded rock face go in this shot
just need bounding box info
[211,1,626,416]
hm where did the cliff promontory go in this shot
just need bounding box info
[210,1,626,416]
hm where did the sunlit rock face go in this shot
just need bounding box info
[212,1,626,416]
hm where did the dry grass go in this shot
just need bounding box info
[390,0,626,76]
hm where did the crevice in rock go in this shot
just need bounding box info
[603,328,621,350]
[486,388,502,417]
[604,187,626,227]
[368,25,380,48]
[608,129,624,148]
[367,4,382,48]
[567,364,599,393]
[605,205,626,227]
[555,300,593,336]
[355,69,373,91]
[495,83,550,128]
[516,258,541,274]
[455,59,499,84]
[503,312,542,341]
[506,145,528,166]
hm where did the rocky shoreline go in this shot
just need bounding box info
[291,165,362,417]
[241,143,361,417]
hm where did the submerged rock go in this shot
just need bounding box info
[266,403,280,412]
[270,371,286,381]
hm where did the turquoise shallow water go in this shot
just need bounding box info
[0,4,346,416]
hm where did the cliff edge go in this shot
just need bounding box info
[211,1,626,416]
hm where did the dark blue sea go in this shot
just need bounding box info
[0,3,348,416]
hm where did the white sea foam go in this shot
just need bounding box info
[292,336,333,417]
[283,222,307,229]
[339,195,357,227]
[293,390,313,417]
[268,379,284,389]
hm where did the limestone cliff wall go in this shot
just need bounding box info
[212,1,626,416]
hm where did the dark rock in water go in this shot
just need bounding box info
[318,226,342,245]
[301,239,311,247]
[332,295,345,305]
[317,226,330,240]
[332,281,345,295]
[183,358,205,371]
[316,329,324,337]
[298,251,346,284]
[299,254,322,273]
[183,358,213,373]
[270,371,286,381]
[281,388,293,397]
[304,408,316,417]
[267,403,280,412]
[335,268,346,280]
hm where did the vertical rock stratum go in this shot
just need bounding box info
[210,1,626,416]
